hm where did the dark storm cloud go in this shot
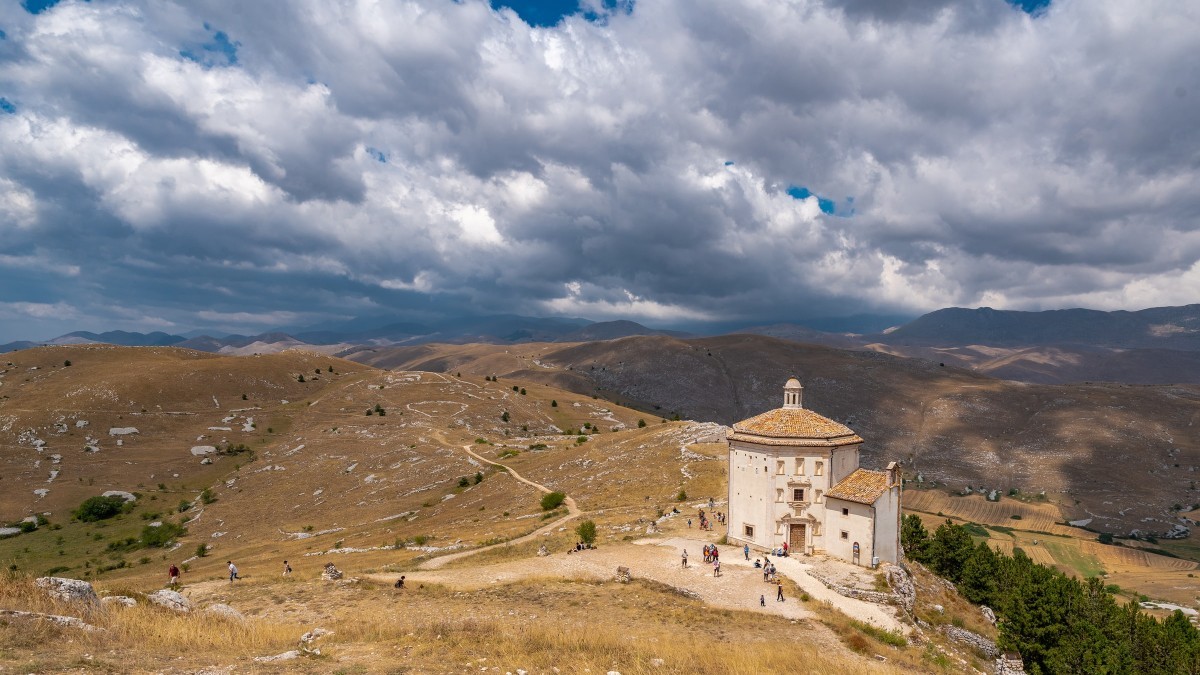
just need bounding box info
[0,0,1198,342]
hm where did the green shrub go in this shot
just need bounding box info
[73,495,128,522]
[637,419,647,428]
[676,489,688,502]
[177,500,191,513]
[550,400,557,407]
[540,491,566,511]
[576,519,597,544]
[474,472,484,485]
[458,476,470,488]
[411,534,429,546]
[140,521,186,548]
[195,543,208,558]
[200,488,216,505]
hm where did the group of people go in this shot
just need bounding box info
[702,543,720,564]
[567,541,596,554]
[167,558,295,587]
[695,508,725,531]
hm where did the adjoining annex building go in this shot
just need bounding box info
[726,378,901,567]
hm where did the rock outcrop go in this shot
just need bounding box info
[321,562,343,581]
[35,577,99,606]
[146,589,192,613]
[938,625,1000,659]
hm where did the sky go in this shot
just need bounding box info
[0,0,1198,341]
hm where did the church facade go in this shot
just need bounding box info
[726,378,901,567]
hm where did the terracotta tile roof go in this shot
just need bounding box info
[826,468,891,505]
[728,407,863,447]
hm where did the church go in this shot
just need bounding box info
[726,378,901,567]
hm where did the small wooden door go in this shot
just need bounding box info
[789,524,806,553]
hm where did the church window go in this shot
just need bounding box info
[793,488,805,502]
[744,524,755,538]
[815,461,824,476]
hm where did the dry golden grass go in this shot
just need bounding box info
[0,570,929,674]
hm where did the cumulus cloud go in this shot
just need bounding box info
[0,0,1197,341]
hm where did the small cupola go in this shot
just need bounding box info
[783,377,803,409]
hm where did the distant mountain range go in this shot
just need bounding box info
[0,316,683,356]
[9,304,1200,385]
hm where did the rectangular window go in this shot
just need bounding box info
[744,524,755,538]
[842,507,849,516]
[793,488,805,502]
[841,531,849,540]
[815,489,823,503]
[815,461,824,476]
[776,488,784,503]
[795,459,805,475]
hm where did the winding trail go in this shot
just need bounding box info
[418,443,580,570]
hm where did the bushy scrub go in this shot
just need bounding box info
[73,495,129,522]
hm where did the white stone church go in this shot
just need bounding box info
[726,378,901,567]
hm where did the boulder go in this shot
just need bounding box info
[146,589,192,613]
[101,595,137,608]
[981,605,997,625]
[537,544,549,557]
[36,577,99,606]
[205,603,244,620]
[101,490,137,503]
[615,566,632,583]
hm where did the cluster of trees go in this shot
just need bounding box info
[903,515,1200,673]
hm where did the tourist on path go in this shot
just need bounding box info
[681,549,688,568]
[168,563,180,587]
[743,544,750,560]
[760,594,766,607]
[777,582,785,602]
[228,560,240,582]
[713,560,721,577]
[282,560,292,576]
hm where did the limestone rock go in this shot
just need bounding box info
[537,544,549,557]
[981,605,997,625]
[615,566,632,583]
[101,595,137,608]
[300,627,333,644]
[321,562,343,581]
[101,490,137,502]
[146,589,192,613]
[0,608,103,632]
[254,650,301,662]
[884,565,915,613]
[995,652,1027,674]
[36,577,99,606]
[205,603,244,620]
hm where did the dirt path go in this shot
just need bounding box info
[418,444,580,570]
[368,535,906,633]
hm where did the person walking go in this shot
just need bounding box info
[681,549,688,568]
[743,544,750,560]
[760,594,766,607]
[776,581,785,602]
[167,563,180,587]
[282,560,292,576]
[687,518,692,528]
[713,560,721,577]
[227,560,240,582]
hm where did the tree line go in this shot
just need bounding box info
[902,515,1200,674]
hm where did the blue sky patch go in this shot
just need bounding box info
[366,147,387,164]
[0,98,16,114]
[1009,0,1051,15]
[21,0,64,15]
[180,23,240,68]
[0,28,7,40]
[787,186,837,215]
[491,0,633,27]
